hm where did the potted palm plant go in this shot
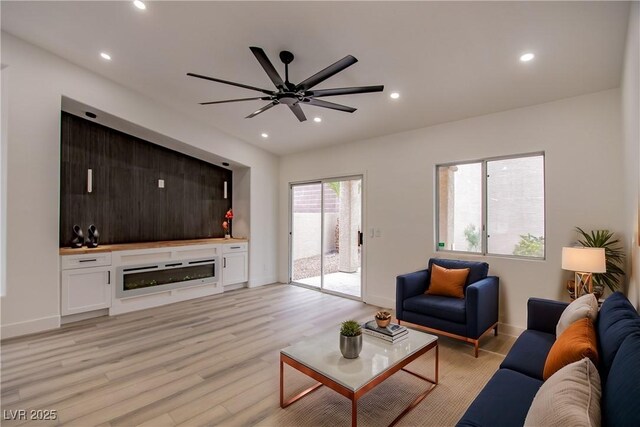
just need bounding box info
[339,320,362,359]
[575,227,625,298]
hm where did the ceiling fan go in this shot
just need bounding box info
[187,47,384,122]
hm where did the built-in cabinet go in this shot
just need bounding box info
[60,253,112,315]
[60,240,248,318]
[222,242,249,286]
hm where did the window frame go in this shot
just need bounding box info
[435,151,546,260]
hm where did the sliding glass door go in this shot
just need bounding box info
[290,177,362,299]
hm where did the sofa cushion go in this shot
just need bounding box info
[603,333,640,427]
[596,292,640,378]
[500,330,556,380]
[429,258,488,287]
[543,318,599,380]
[426,264,469,298]
[403,294,466,323]
[556,293,598,337]
[456,368,542,427]
[525,358,601,427]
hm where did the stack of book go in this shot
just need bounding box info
[361,320,408,343]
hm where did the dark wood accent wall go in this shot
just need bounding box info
[60,112,232,247]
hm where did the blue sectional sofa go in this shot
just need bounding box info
[457,292,640,427]
[396,258,499,357]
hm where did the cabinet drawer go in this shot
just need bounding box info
[223,243,247,254]
[61,252,112,270]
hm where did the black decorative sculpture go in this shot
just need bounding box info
[71,225,84,248]
[86,224,99,248]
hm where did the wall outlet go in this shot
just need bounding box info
[375,229,381,237]
[158,179,165,188]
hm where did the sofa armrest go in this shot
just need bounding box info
[466,276,499,339]
[396,269,429,320]
[527,298,569,335]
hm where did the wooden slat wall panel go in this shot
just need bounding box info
[59,112,232,247]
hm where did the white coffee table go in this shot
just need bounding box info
[280,328,438,427]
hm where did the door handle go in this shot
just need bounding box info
[358,231,363,246]
[224,257,226,268]
[107,270,111,284]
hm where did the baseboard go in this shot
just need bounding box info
[61,309,109,324]
[248,276,277,288]
[1,315,60,339]
[364,294,394,310]
[498,322,524,337]
[223,283,246,292]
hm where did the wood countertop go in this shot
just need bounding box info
[59,238,248,255]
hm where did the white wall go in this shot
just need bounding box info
[279,89,625,331]
[621,2,640,309]
[0,33,279,338]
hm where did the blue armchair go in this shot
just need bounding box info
[396,258,499,357]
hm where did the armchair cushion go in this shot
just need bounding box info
[403,294,466,323]
[428,258,488,288]
[426,264,469,298]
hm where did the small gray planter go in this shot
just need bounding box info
[339,334,363,359]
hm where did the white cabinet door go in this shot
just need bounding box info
[61,266,112,315]
[222,252,248,286]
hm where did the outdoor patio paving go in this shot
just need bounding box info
[293,252,361,297]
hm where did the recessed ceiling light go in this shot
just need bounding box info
[261,133,269,138]
[520,53,535,62]
[313,117,322,123]
[100,52,111,61]
[133,0,146,10]
[390,92,400,99]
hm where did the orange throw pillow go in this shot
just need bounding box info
[543,317,599,380]
[426,264,470,299]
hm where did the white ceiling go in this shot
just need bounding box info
[1,1,630,155]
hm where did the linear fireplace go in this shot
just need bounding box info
[116,257,218,298]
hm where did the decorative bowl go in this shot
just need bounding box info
[375,317,391,328]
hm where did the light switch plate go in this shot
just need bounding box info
[158,179,165,188]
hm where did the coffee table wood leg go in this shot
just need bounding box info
[391,342,439,426]
[280,354,324,408]
[352,398,357,427]
[435,342,439,384]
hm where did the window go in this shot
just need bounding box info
[436,153,545,259]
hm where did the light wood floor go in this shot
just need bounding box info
[1,284,381,426]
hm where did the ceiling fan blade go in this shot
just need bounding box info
[187,72,274,95]
[250,47,285,89]
[302,98,356,113]
[306,85,384,98]
[246,102,277,119]
[296,55,358,91]
[200,97,270,105]
[289,103,307,122]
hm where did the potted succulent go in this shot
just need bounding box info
[339,320,362,359]
[375,310,392,328]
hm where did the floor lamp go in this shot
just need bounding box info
[562,247,606,299]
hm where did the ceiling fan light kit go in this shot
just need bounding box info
[188,47,384,122]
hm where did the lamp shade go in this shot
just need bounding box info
[562,247,606,273]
